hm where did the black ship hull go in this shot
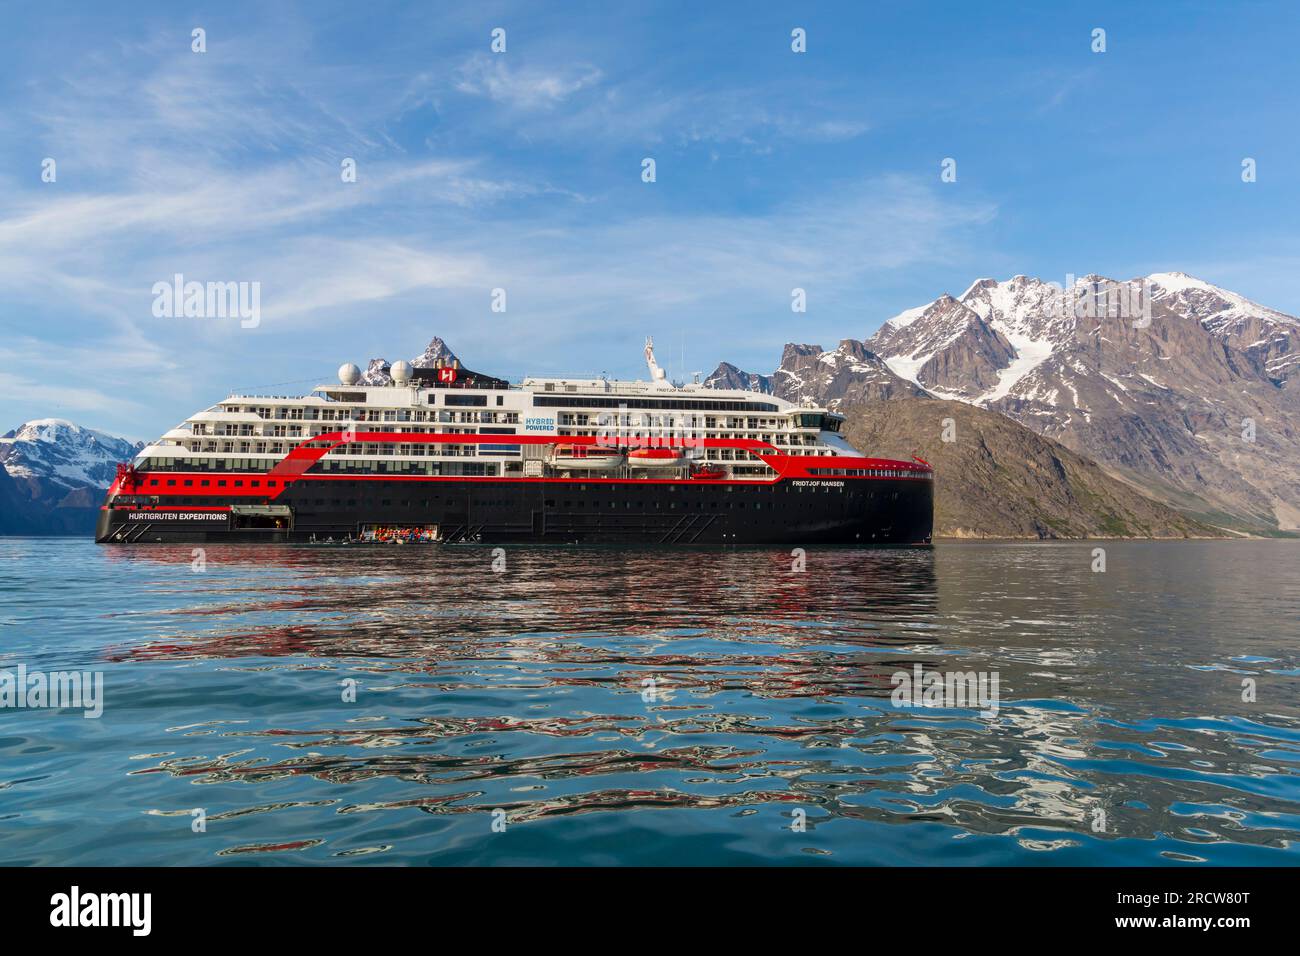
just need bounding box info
[96,476,933,546]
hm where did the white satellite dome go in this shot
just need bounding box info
[338,362,361,385]
[390,360,413,384]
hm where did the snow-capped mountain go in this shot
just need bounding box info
[361,336,460,385]
[708,274,1299,533]
[703,362,774,394]
[359,358,393,386]
[0,419,143,535]
[706,341,924,407]
[868,273,1299,403]
[863,273,1300,533]
[1146,272,1299,384]
[0,419,141,489]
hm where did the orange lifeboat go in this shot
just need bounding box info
[549,443,624,470]
[628,447,686,468]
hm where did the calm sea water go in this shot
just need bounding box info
[1,538,1298,866]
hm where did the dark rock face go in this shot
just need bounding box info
[871,295,1018,395]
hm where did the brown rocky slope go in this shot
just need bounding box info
[842,397,1222,539]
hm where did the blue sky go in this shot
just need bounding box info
[1,0,1298,439]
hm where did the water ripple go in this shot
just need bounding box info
[0,538,1297,864]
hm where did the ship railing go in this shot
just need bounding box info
[225,394,308,400]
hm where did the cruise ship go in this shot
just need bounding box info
[96,340,933,545]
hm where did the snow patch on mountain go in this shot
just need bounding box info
[881,352,930,388]
[882,302,931,331]
[979,332,1055,403]
[1148,271,1298,332]
[1146,272,1215,296]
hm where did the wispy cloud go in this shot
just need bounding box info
[0,3,1022,436]
[454,54,603,109]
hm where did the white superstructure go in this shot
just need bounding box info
[133,341,854,480]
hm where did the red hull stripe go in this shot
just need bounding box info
[113,471,932,500]
[110,505,232,512]
[108,429,931,499]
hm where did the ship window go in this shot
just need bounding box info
[201,480,210,487]
[150,479,158,486]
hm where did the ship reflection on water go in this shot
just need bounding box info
[106,544,943,666]
[18,541,1300,864]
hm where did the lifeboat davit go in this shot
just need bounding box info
[628,447,686,468]
[549,443,624,470]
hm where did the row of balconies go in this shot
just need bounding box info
[211,401,807,428]
[554,429,823,446]
[203,410,518,432]
[556,413,795,430]
[178,426,829,455]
